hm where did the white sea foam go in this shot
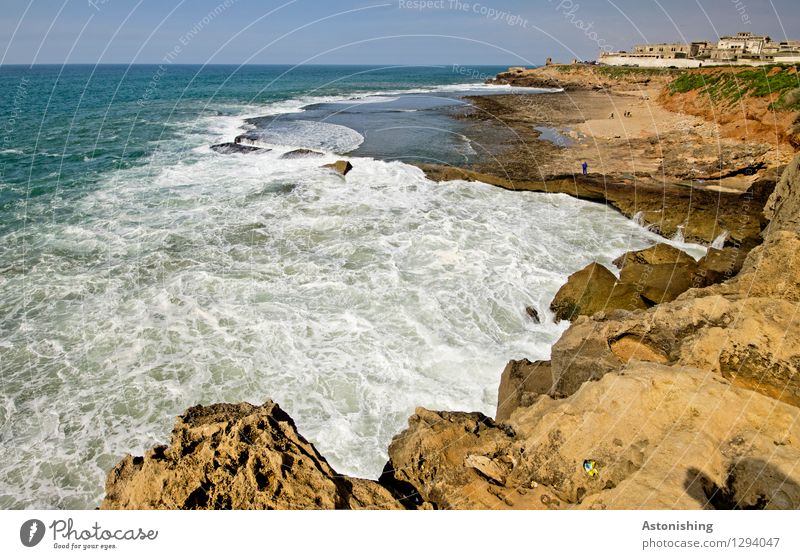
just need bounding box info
[246,120,365,154]
[711,230,729,249]
[0,92,704,509]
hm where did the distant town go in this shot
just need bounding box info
[600,32,800,67]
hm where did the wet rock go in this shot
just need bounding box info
[525,306,540,323]
[210,142,268,155]
[280,148,324,159]
[322,160,353,176]
[100,400,403,510]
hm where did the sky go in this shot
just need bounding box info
[1,0,799,65]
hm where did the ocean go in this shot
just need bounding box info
[0,64,704,508]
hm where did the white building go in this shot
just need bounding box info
[599,31,799,67]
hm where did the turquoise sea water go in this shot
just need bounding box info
[0,65,509,221]
[0,65,705,509]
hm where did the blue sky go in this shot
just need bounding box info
[1,0,799,65]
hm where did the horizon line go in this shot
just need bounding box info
[0,62,520,67]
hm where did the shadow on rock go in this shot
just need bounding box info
[685,460,800,510]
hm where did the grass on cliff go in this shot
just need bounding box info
[554,64,679,80]
[668,65,800,111]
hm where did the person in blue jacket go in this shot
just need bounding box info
[581,161,588,175]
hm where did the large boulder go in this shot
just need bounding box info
[552,243,751,322]
[280,148,324,159]
[100,400,403,510]
[550,262,645,321]
[322,160,353,176]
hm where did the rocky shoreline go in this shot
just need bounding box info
[101,65,800,510]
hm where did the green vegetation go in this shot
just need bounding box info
[591,65,680,79]
[553,64,679,80]
[667,65,800,110]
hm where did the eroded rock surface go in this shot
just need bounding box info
[101,401,402,510]
[496,359,553,421]
[387,366,800,510]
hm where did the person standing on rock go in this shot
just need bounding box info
[582,161,588,175]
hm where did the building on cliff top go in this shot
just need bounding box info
[600,32,800,68]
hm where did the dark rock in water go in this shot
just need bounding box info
[525,306,540,323]
[322,160,353,176]
[280,148,324,159]
[210,142,268,155]
[233,134,262,146]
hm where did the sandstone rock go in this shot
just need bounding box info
[550,244,751,324]
[545,154,800,405]
[788,118,800,150]
[496,359,552,421]
[619,262,697,306]
[210,142,268,155]
[387,366,800,510]
[516,366,800,509]
[550,262,645,321]
[100,400,403,510]
[712,231,800,302]
[549,290,800,405]
[383,408,561,509]
[694,247,747,286]
[612,243,696,269]
[322,160,353,176]
[464,454,507,486]
[609,335,669,364]
[418,165,773,248]
[764,153,800,236]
